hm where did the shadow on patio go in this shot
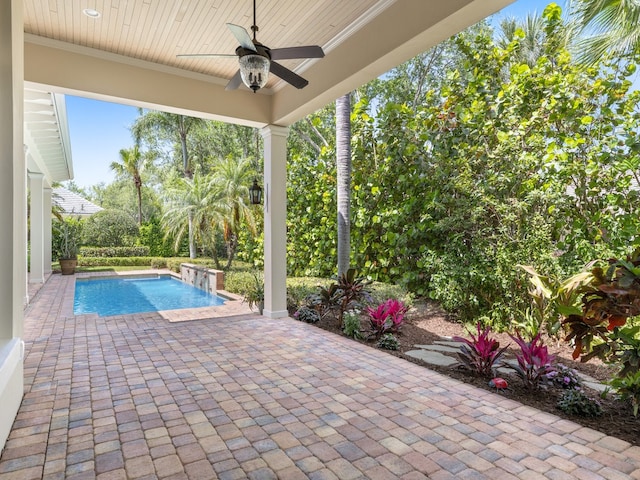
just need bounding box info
[1,273,639,479]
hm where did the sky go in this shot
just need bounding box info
[65,0,566,189]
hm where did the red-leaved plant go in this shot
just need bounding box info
[367,299,408,337]
[509,332,556,389]
[452,323,509,377]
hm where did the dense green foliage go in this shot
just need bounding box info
[286,6,640,327]
[80,246,150,257]
[137,218,180,257]
[82,209,139,247]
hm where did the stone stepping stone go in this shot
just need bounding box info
[405,349,458,367]
[434,340,462,347]
[413,344,460,354]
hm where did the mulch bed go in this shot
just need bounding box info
[307,301,640,447]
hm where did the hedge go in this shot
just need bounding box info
[78,256,160,267]
[80,246,151,258]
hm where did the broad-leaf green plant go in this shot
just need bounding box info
[518,265,594,338]
[342,311,363,340]
[609,370,640,417]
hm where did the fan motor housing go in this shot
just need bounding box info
[235,44,271,61]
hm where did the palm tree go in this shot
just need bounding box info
[110,145,146,225]
[162,170,226,265]
[569,0,640,64]
[497,11,578,68]
[336,93,351,277]
[498,14,546,67]
[133,110,205,257]
[212,156,258,269]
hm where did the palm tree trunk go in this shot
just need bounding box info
[336,93,351,277]
[136,185,143,226]
[188,212,196,259]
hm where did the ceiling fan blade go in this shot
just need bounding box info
[225,70,243,91]
[177,53,237,58]
[269,61,308,89]
[270,46,325,61]
[227,23,257,52]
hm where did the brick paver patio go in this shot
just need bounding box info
[1,273,639,479]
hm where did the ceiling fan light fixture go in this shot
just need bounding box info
[239,54,270,92]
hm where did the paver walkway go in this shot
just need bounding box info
[1,274,639,479]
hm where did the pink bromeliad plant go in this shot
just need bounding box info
[452,322,509,378]
[367,299,408,337]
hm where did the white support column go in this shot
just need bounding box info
[43,186,52,275]
[28,172,45,284]
[0,0,25,454]
[260,125,289,318]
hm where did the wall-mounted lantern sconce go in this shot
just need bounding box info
[249,179,263,205]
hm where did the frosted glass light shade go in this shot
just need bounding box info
[239,54,270,92]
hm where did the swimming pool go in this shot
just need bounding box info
[74,275,226,317]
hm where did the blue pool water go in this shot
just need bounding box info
[74,276,226,317]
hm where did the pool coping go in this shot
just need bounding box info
[72,269,254,322]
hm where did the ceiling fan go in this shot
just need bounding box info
[177,0,325,93]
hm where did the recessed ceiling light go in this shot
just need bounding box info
[82,8,101,18]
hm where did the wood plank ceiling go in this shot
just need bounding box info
[23,0,382,90]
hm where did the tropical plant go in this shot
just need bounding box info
[132,110,205,258]
[569,0,640,64]
[609,370,640,417]
[315,268,372,328]
[562,249,640,363]
[52,217,83,260]
[342,311,363,339]
[518,265,594,338]
[509,332,556,389]
[557,389,603,417]
[242,271,264,315]
[367,299,408,338]
[212,156,259,269]
[161,169,226,265]
[110,143,149,225]
[377,333,399,351]
[452,323,509,377]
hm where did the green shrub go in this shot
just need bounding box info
[78,256,157,267]
[225,270,256,295]
[294,306,321,324]
[369,281,413,307]
[377,333,399,351]
[287,277,331,311]
[150,258,167,269]
[342,311,363,339]
[137,218,176,257]
[557,389,603,417]
[82,209,139,247]
[80,246,150,257]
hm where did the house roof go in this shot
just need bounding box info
[53,187,103,217]
[25,89,73,184]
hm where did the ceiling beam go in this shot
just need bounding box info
[24,36,272,128]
